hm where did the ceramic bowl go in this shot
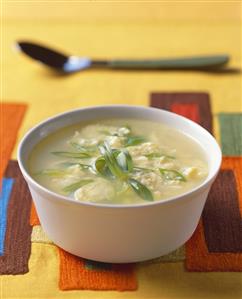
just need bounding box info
[18,105,221,263]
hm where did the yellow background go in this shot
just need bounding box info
[1,1,242,298]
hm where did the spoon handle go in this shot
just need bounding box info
[107,55,229,69]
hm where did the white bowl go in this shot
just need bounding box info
[18,105,221,263]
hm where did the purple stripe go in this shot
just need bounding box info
[202,170,242,252]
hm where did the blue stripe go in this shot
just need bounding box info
[0,178,14,256]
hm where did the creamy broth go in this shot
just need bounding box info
[28,119,208,204]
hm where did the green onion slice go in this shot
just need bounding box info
[94,156,113,178]
[128,178,153,201]
[159,168,186,182]
[124,136,146,147]
[34,169,67,177]
[62,179,94,193]
[51,151,91,159]
[115,149,133,173]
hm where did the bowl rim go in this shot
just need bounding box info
[17,104,222,209]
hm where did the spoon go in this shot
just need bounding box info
[16,41,230,73]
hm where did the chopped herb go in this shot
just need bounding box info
[124,136,146,147]
[52,151,91,159]
[70,142,97,153]
[133,166,153,173]
[70,142,87,151]
[128,178,153,201]
[99,142,126,179]
[94,156,113,178]
[78,163,92,170]
[34,169,67,177]
[57,162,91,171]
[62,179,93,193]
[116,149,133,173]
[57,162,79,168]
[159,168,186,182]
[112,149,120,157]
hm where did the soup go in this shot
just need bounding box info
[28,119,208,204]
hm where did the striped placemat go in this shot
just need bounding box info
[151,92,242,272]
[0,94,241,292]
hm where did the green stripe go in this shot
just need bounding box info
[218,113,242,155]
[84,260,112,270]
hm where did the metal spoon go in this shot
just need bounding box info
[16,41,230,73]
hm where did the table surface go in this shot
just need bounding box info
[2,2,242,298]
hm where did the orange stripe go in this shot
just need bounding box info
[0,103,27,180]
[185,220,242,271]
[29,202,40,226]
[222,157,242,215]
[58,248,137,291]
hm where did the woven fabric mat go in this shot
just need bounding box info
[150,93,242,271]
[1,94,241,293]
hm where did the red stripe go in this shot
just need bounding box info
[171,103,200,123]
[150,92,213,132]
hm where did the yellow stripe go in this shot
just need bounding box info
[2,243,241,298]
[31,225,53,244]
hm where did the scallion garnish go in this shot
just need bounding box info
[116,149,133,173]
[128,178,154,201]
[124,136,146,147]
[159,168,186,182]
[62,179,93,193]
[51,151,91,159]
[34,169,67,177]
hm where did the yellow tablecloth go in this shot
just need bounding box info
[2,2,242,298]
